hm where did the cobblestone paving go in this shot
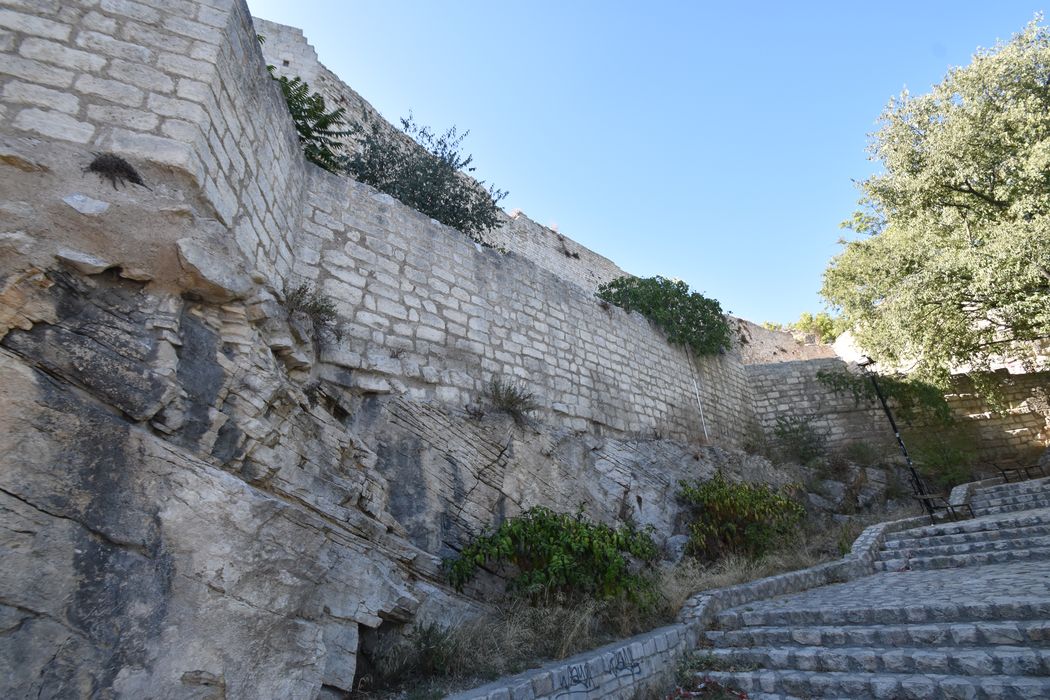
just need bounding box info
[726,558,1050,616]
[696,482,1050,699]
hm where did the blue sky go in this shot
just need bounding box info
[247,1,1043,324]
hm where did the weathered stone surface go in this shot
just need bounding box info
[56,246,112,272]
[176,238,254,303]
[61,193,110,216]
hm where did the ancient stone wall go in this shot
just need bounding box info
[748,359,1050,465]
[293,171,756,445]
[942,371,1050,465]
[737,318,837,365]
[1,0,310,284]
[747,358,898,455]
[256,17,629,292]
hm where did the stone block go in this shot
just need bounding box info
[74,73,144,106]
[3,80,79,113]
[106,58,174,93]
[20,38,107,72]
[75,29,155,63]
[100,0,161,23]
[1,55,75,88]
[12,108,94,143]
[87,104,159,131]
[0,9,71,41]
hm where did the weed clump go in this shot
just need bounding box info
[773,415,827,463]
[85,153,148,189]
[283,283,339,343]
[482,377,538,425]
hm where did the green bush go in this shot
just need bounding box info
[595,276,732,357]
[842,440,882,466]
[274,76,349,173]
[284,283,339,342]
[773,416,827,463]
[445,506,659,603]
[678,472,805,560]
[347,114,507,243]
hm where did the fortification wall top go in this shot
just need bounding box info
[255,17,627,292]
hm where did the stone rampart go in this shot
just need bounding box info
[295,171,756,445]
[256,17,629,292]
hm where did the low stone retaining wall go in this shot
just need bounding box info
[448,512,929,699]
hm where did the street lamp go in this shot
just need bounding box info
[855,355,934,517]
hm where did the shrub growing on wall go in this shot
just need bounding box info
[445,506,659,603]
[346,115,508,244]
[275,75,349,173]
[678,472,805,560]
[595,276,732,356]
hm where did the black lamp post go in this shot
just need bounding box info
[856,355,934,517]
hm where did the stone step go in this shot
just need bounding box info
[888,511,1050,543]
[974,476,1050,499]
[874,544,1050,571]
[976,498,1050,516]
[973,490,1050,510]
[696,669,1050,700]
[703,619,1050,649]
[714,601,1050,631]
[700,645,1050,677]
[881,521,1050,552]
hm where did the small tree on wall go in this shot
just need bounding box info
[346,114,508,244]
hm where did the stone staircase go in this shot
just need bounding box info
[689,476,1050,699]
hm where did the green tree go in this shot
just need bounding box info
[275,75,349,173]
[822,18,1050,386]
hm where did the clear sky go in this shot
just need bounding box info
[246,0,1043,324]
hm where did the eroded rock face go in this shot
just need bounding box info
[0,269,458,698]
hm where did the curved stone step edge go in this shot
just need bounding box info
[882,522,1050,551]
[678,513,929,628]
[977,500,1050,517]
[890,512,1050,542]
[974,492,1050,509]
[874,545,1050,571]
[704,619,1050,649]
[715,601,1050,631]
[700,644,1050,676]
[695,669,1050,700]
[975,476,1050,498]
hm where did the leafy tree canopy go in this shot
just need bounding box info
[762,311,846,344]
[822,18,1050,386]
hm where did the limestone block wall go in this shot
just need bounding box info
[737,318,837,365]
[294,172,756,446]
[1,0,305,285]
[488,211,627,289]
[747,358,897,454]
[255,17,629,293]
[1,0,759,446]
[749,359,1050,464]
[942,371,1050,464]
